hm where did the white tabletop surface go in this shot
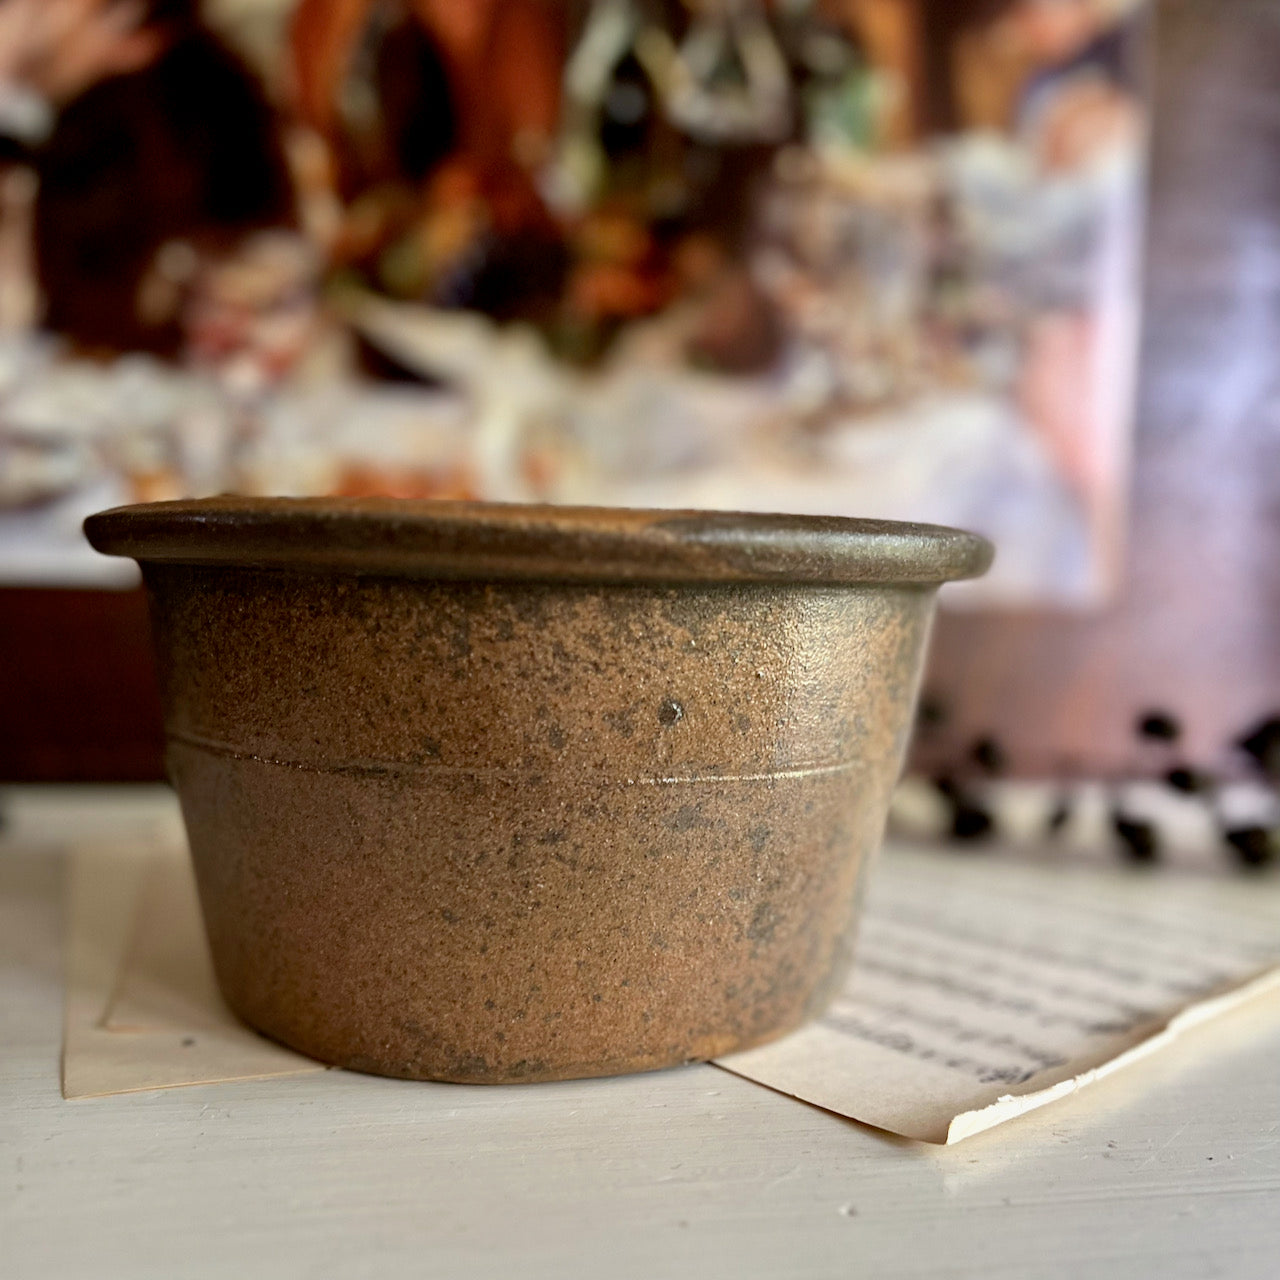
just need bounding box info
[4,786,1279,1280]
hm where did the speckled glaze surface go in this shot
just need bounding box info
[85,498,991,1083]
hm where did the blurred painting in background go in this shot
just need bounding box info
[0,0,1149,604]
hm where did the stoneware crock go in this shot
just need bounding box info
[85,497,991,1083]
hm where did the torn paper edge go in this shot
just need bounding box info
[945,966,1280,1143]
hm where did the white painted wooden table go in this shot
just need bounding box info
[4,787,1279,1279]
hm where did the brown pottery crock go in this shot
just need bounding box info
[85,498,991,1082]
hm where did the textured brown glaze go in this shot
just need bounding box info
[85,499,991,1083]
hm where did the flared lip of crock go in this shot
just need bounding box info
[84,496,994,587]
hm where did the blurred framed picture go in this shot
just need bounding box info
[0,0,1149,607]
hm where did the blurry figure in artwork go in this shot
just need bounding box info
[0,0,298,358]
[183,230,324,396]
[950,0,1146,516]
[289,0,567,319]
[983,0,1144,171]
[943,0,1144,149]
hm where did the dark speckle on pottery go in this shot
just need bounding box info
[658,698,685,727]
[83,497,991,1084]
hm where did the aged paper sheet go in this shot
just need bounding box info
[63,841,322,1099]
[66,838,1280,1138]
[717,845,1280,1142]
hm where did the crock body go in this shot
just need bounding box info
[147,564,936,1081]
